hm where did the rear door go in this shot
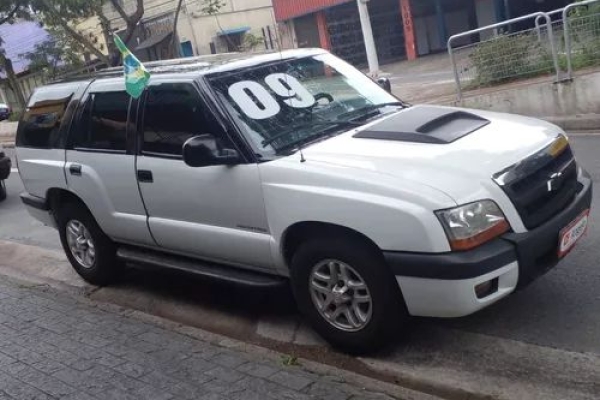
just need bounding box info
[16,82,86,198]
[65,79,154,246]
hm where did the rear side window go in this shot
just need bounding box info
[17,83,79,148]
[73,91,130,151]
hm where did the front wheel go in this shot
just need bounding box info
[57,203,120,285]
[290,236,409,354]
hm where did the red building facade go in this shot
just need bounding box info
[273,0,418,65]
[273,0,571,67]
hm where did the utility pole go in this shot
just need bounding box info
[356,0,379,76]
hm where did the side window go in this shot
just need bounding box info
[17,84,77,149]
[142,83,212,157]
[73,91,129,151]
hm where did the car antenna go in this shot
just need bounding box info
[299,142,306,163]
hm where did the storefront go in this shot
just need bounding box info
[273,0,571,65]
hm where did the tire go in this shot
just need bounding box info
[57,202,120,285]
[290,236,409,354]
[0,181,6,202]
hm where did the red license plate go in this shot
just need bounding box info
[558,210,589,258]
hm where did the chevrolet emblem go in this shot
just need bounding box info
[547,171,563,192]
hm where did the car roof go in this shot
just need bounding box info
[55,48,328,85]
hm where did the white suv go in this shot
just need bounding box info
[16,50,592,352]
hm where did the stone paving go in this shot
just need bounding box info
[0,277,403,400]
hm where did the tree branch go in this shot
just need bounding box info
[0,1,23,25]
[122,0,144,46]
[132,0,144,23]
[108,0,130,24]
[38,0,110,66]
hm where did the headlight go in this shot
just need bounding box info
[436,200,510,251]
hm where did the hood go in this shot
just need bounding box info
[301,105,564,202]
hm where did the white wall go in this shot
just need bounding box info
[178,5,278,55]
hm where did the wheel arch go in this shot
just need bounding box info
[46,188,93,222]
[281,221,383,269]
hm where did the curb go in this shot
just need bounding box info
[1,273,442,400]
[542,114,600,132]
[0,240,443,399]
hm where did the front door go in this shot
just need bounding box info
[135,81,273,271]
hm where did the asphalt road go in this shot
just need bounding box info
[1,134,600,358]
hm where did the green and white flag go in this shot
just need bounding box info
[114,35,150,99]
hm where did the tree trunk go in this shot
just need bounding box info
[172,0,185,58]
[0,53,25,109]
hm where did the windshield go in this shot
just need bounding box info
[206,53,401,156]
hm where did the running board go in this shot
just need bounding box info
[117,246,287,288]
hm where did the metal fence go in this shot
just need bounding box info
[564,0,600,78]
[448,0,600,100]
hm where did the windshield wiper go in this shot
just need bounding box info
[261,120,364,147]
[337,101,407,122]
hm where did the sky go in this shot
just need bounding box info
[0,20,49,77]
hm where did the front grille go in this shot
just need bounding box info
[495,141,578,230]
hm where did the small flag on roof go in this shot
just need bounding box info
[113,35,150,99]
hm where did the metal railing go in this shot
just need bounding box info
[448,12,559,100]
[448,0,600,100]
[564,0,600,78]
[535,8,564,41]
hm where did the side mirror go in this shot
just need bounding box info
[377,77,392,93]
[183,135,240,168]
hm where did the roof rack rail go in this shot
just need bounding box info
[100,52,243,73]
[52,52,252,83]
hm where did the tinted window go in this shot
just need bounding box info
[142,83,208,156]
[17,83,78,148]
[74,91,129,151]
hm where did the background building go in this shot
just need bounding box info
[273,0,572,67]
[103,0,280,61]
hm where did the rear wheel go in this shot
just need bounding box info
[57,202,120,285]
[290,236,409,354]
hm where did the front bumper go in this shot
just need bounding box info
[385,169,593,318]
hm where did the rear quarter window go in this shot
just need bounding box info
[16,82,83,149]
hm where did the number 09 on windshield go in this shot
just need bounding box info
[228,74,316,120]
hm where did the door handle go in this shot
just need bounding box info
[69,164,82,176]
[137,169,153,183]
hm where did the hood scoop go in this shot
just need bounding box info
[353,105,490,144]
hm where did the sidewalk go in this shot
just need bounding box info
[0,276,431,400]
